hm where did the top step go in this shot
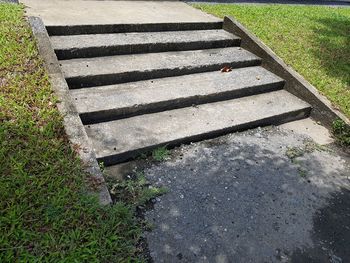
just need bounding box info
[51,30,240,59]
[46,22,223,36]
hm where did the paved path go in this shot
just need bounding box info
[111,119,350,263]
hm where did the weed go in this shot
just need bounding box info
[332,119,350,147]
[109,171,167,207]
[298,168,308,178]
[286,147,305,160]
[286,140,325,161]
[286,152,308,178]
[285,140,325,179]
[98,161,105,172]
[152,146,170,162]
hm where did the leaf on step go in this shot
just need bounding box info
[221,66,232,73]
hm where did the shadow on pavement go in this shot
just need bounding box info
[143,128,350,262]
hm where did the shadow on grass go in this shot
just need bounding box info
[312,15,350,87]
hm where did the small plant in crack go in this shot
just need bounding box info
[287,156,308,178]
[98,161,105,172]
[285,146,305,161]
[332,118,350,147]
[298,167,308,178]
[285,140,325,179]
[141,219,155,231]
[152,146,170,162]
[109,171,167,207]
[285,140,326,162]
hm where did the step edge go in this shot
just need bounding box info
[50,29,238,43]
[96,106,311,166]
[80,80,285,124]
[54,39,241,60]
[47,21,224,36]
[66,59,262,88]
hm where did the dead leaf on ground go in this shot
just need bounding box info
[221,66,232,73]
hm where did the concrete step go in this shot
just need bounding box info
[46,22,223,36]
[71,66,285,124]
[85,90,311,165]
[51,30,240,59]
[61,47,261,88]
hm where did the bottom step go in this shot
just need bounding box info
[86,90,311,165]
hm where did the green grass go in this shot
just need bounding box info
[0,4,151,262]
[193,4,350,118]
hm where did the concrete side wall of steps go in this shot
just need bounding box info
[29,17,112,205]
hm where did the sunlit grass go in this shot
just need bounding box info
[0,4,148,261]
[193,4,350,118]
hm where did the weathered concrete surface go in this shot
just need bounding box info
[86,90,310,165]
[61,47,261,88]
[71,66,284,123]
[20,0,221,26]
[51,30,236,51]
[280,118,334,145]
[141,123,350,262]
[51,30,240,59]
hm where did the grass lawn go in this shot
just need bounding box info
[193,4,350,119]
[0,3,161,262]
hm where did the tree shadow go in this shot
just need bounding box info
[141,129,350,262]
[311,15,350,87]
[290,188,350,263]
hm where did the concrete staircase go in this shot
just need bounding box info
[49,22,311,166]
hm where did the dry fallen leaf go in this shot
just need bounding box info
[221,66,232,73]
